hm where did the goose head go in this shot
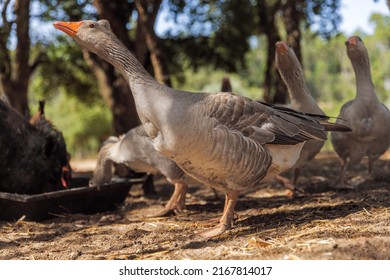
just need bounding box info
[345,36,368,60]
[275,41,304,83]
[275,41,302,73]
[53,20,119,58]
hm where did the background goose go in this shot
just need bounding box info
[331,36,390,188]
[221,77,232,92]
[90,125,191,216]
[54,20,350,237]
[275,41,325,191]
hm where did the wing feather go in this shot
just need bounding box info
[203,92,346,146]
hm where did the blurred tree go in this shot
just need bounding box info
[0,0,45,115]
[135,0,171,86]
[38,0,172,135]
[163,0,341,103]
[255,0,341,103]
[85,0,139,135]
[38,0,139,135]
[256,0,285,103]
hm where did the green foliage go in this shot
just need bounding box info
[38,0,97,21]
[164,0,256,72]
[25,1,390,157]
[32,36,100,103]
[28,89,112,158]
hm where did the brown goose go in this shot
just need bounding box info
[54,20,350,237]
[331,36,390,188]
[90,125,190,216]
[275,41,325,189]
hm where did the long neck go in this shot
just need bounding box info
[91,36,198,129]
[351,55,378,102]
[280,64,323,114]
[98,37,156,88]
[281,65,312,103]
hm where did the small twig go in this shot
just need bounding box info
[15,215,26,225]
[362,207,372,216]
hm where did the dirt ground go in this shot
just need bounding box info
[1,152,389,260]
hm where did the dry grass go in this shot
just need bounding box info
[0,153,390,260]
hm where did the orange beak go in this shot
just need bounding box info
[275,41,289,55]
[345,36,358,49]
[53,21,83,36]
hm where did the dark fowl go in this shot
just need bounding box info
[54,20,350,237]
[0,100,66,194]
[331,36,390,188]
[30,100,72,188]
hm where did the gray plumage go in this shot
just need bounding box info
[90,125,189,215]
[55,20,350,237]
[331,36,390,187]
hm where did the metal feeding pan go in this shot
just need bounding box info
[0,177,145,221]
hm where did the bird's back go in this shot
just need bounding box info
[159,92,345,192]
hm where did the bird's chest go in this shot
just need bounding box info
[347,106,377,140]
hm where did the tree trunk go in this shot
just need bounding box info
[282,1,302,63]
[135,0,171,86]
[91,0,140,135]
[0,0,32,116]
[257,0,287,104]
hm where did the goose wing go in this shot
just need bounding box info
[204,92,334,145]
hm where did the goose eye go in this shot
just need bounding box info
[89,23,95,28]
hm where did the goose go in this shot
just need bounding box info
[275,41,325,190]
[331,36,390,188]
[54,20,350,237]
[90,125,190,216]
[221,77,232,92]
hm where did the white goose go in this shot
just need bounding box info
[54,20,350,237]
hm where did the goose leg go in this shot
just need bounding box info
[332,157,354,189]
[198,190,239,238]
[275,175,296,192]
[166,183,188,213]
[355,156,376,183]
[293,168,301,186]
[275,174,306,197]
[153,183,188,217]
[367,156,376,180]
